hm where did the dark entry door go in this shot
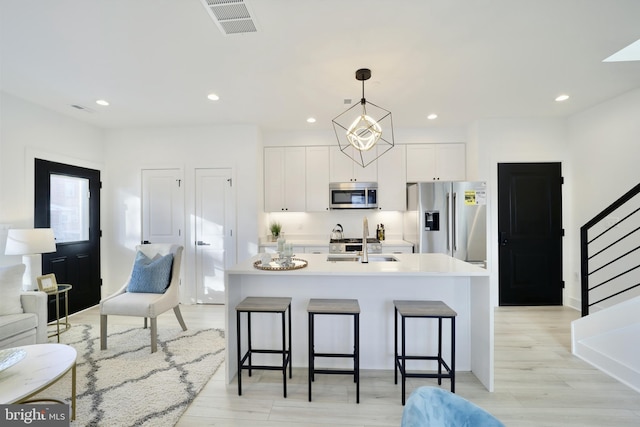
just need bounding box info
[34,159,101,316]
[498,163,563,305]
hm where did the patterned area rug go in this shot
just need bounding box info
[35,323,225,426]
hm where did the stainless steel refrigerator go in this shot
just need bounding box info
[405,182,487,266]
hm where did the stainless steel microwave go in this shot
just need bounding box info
[329,182,378,209]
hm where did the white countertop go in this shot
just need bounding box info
[227,252,488,277]
[259,238,328,247]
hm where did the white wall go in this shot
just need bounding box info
[0,92,104,266]
[102,125,261,298]
[567,88,640,310]
[568,88,640,226]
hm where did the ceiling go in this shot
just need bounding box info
[2,0,640,132]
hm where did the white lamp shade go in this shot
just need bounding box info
[5,228,56,255]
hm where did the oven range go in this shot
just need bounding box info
[329,238,382,254]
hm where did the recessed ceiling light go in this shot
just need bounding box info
[555,94,570,102]
[96,99,109,106]
[307,117,316,123]
[427,113,438,120]
[207,93,220,101]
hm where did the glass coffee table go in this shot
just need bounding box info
[0,343,77,420]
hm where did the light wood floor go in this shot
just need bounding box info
[71,305,640,426]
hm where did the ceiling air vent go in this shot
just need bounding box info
[70,104,94,113]
[200,0,258,36]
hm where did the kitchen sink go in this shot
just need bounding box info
[326,255,398,262]
[367,256,398,262]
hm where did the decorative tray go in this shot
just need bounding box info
[254,257,308,271]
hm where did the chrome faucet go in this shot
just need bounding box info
[362,217,369,263]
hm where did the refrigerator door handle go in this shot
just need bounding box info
[452,192,457,251]
[446,192,451,250]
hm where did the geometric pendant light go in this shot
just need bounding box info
[332,68,394,168]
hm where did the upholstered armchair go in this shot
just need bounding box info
[0,264,48,349]
[401,387,504,427]
[100,244,187,353]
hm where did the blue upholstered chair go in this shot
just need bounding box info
[401,387,504,427]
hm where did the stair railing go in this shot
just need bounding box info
[581,183,640,316]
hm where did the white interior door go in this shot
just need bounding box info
[141,169,184,245]
[195,168,235,304]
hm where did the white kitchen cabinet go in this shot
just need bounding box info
[305,146,330,212]
[406,143,465,182]
[329,146,377,183]
[261,245,306,254]
[376,144,406,211]
[304,246,329,254]
[264,147,306,212]
[382,245,414,254]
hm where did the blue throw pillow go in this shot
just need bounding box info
[127,251,174,294]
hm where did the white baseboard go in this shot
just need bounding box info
[565,296,581,312]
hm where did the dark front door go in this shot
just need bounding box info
[498,162,563,305]
[34,159,101,316]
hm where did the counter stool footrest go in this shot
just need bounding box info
[244,349,290,356]
[314,352,355,358]
[241,364,290,372]
[240,350,291,368]
[312,368,355,376]
[397,355,441,361]
[402,372,454,379]
[395,358,453,376]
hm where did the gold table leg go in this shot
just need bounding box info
[71,361,76,420]
[55,291,61,342]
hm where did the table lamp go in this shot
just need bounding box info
[5,228,56,291]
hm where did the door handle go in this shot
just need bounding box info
[196,241,211,246]
[499,232,508,246]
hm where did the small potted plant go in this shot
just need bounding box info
[269,221,282,241]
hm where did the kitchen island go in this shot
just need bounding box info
[224,253,494,391]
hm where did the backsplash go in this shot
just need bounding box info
[265,210,404,241]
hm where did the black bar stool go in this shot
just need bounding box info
[236,296,292,397]
[307,298,360,403]
[394,300,457,405]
